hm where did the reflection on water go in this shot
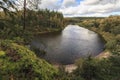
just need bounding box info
[31,25,105,65]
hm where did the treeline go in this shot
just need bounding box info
[65,17,105,24]
[0,9,66,40]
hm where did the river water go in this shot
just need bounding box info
[31,25,105,65]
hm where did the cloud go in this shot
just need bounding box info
[82,0,100,5]
[60,0,120,17]
[62,0,77,8]
[39,0,60,10]
[38,0,120,17]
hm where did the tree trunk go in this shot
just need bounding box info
[23,0,26,30]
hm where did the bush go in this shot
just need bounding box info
[73,55,120,80]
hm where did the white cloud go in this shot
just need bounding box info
[62,0,77,8]
[37,0,120,17]
[60,0,120,17]
[39,0,60,10]
[82,0,100,5]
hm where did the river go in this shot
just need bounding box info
[31,25,105,65]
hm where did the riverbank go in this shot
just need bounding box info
[96,51,111,59]
[34,28,64,35]
[31,24,112,73]
[54,64,77,73]
[61,26,111,73]
[37,25,107,73]
[54,51,111,73]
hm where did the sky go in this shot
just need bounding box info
[38,0,120,17]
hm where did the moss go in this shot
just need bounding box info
[0,40,58,80]
[0,51,5,57]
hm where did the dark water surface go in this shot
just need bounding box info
[31,25,105,65]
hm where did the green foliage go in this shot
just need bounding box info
[0,51,6,57]
[74,57,99,80]
[31,47,46,57]
[109,55,120,79]
[116,35,120,42]
[73,55,120,80]
[105,39,117,50]
[0,9,66,43]
[0,40,57,80]
[54,65,84,80]
[99,16,120,35]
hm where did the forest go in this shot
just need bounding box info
[0,0,120,80]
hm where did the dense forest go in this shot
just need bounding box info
[0,0,120,80]
[0,9,66,40]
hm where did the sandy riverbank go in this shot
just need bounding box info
[96,51,111,59]
[54,51,111,73]
[54,64,77,73]
[65,64,77,73]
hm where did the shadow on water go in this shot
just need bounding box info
[31,25,105,65]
